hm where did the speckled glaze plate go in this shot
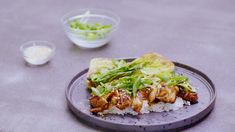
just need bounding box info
[66,59,216,132]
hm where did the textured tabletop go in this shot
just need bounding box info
[0,0,235,132]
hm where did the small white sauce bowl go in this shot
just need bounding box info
[20,41,56,65]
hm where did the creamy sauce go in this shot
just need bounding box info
[23,45,52,65]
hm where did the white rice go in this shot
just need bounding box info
[102,106,138,115]
[99,97,190,115]
[150,97,185,112]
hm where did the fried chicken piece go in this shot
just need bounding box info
[132,97,143,113]
[155,85,179,103]
[90,107,103,113]
[110,89,132,110]
[149,87,159,103]
[178,87,198,103]
[132,85,179,113]
[132,88,152,113]
[89,96,108,113]
[87,79,95,88]
[90,89,132,113]
[137,88,151,100]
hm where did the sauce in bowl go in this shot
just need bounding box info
[20,41,55,65]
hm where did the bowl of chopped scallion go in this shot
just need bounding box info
[61,9,120,48]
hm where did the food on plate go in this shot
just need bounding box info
[87,53,198,115]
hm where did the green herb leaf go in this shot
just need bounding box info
[68,19,112,41]
[133,76,142,97]
[91,87,101,96]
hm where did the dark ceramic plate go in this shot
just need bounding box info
[66,59,216,132]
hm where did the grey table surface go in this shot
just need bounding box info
[0,0,235,132]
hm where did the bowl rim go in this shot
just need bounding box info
[61,8,120,33]
[20,40,56,53]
